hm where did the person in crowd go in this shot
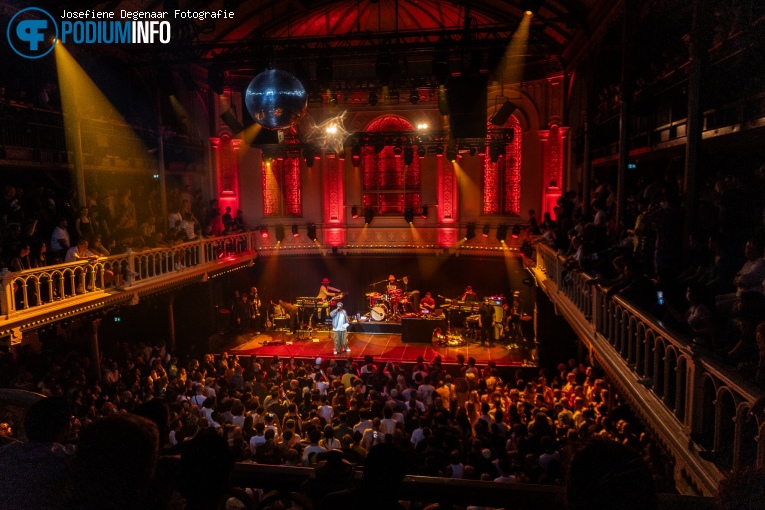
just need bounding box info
[0,397,74,510]
[74,206,94,243]
[50,217,71,262]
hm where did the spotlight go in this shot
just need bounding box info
[393,138,403,156]
[325,124,338,135]
[275,225,285,243]
[521,0,542,16]
[404,207,415,225]
[464,222,476,241]
[351,145,361,167]
[260,225,269,238]
[220,109,243,134]
[403,147,414,165]
[369,91,379,106]
[420,206,428,218]
[292,224,300,237]
[374,139,385,154]
[490,100,518,126]
[496,224,508,243]
[469,146,477,157]
[417,145,426,158]
[410,91,419,104]
[416,123,429,130]
[351,206,359,219]
[446,147,457,162]
[482,223,490,237]
[512,224,521,239]
[436,145,444,156]
[307,223,318,242]
[364,207,375,225]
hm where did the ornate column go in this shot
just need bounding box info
[538,123,568,216]
[437,156,458,247]
[167,294,176,354]
[210,135,242,212]
[88,317,102,381]
[322,152,346,246]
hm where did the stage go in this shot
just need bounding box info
[223,329,537,368]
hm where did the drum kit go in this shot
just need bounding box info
[365,288,419,321]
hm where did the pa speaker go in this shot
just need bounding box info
[446,72,488,139]
[490,101,517,126]
[220,109,243,134]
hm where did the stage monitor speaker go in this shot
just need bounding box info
[490,101,517,126]
[402,317,447,344]
[446,72,488,139]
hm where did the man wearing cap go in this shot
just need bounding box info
[419,291,436,314]
[460,285,478,302]
[317,277,341,301]
[330,301,351,355]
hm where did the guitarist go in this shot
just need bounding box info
[329,302,351,355]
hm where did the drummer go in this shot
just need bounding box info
[386,274,399,293]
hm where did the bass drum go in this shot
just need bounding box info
[370,304,387,321]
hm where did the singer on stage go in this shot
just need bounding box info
[330,301,351,355]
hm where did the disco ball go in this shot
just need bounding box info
[245,69,307,130]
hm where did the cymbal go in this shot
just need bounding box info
[365,292,376,297]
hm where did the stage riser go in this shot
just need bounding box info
[349,322,402,334]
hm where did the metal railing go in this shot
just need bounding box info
[534,244,765,492]
[1,232,255,319]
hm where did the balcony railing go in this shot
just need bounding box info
[533,244,765,495]
[1,232,255,321]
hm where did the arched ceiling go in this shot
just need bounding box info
[33,0,599,81]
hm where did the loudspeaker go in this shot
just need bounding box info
[446,72,488,139]
[490,101,517,126]
[402,317,447,343]
[220,109,243,134]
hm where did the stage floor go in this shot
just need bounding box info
[224,330,536,368]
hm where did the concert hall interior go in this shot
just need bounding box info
[1,0,764,505]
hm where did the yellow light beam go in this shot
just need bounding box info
[498,13,532,85]
[55,43,155,176]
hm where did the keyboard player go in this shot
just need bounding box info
[317,277,341,320]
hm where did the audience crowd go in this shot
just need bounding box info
[0,182,249,273]
[0,334,677,509]
[531,163,765,386]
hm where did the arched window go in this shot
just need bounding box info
[362,116,421,214]
[262,157,302,217]
[483,115,522,215]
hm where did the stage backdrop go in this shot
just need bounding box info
[228,254,531,318]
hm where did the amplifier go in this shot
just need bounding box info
[272,317,291,330]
